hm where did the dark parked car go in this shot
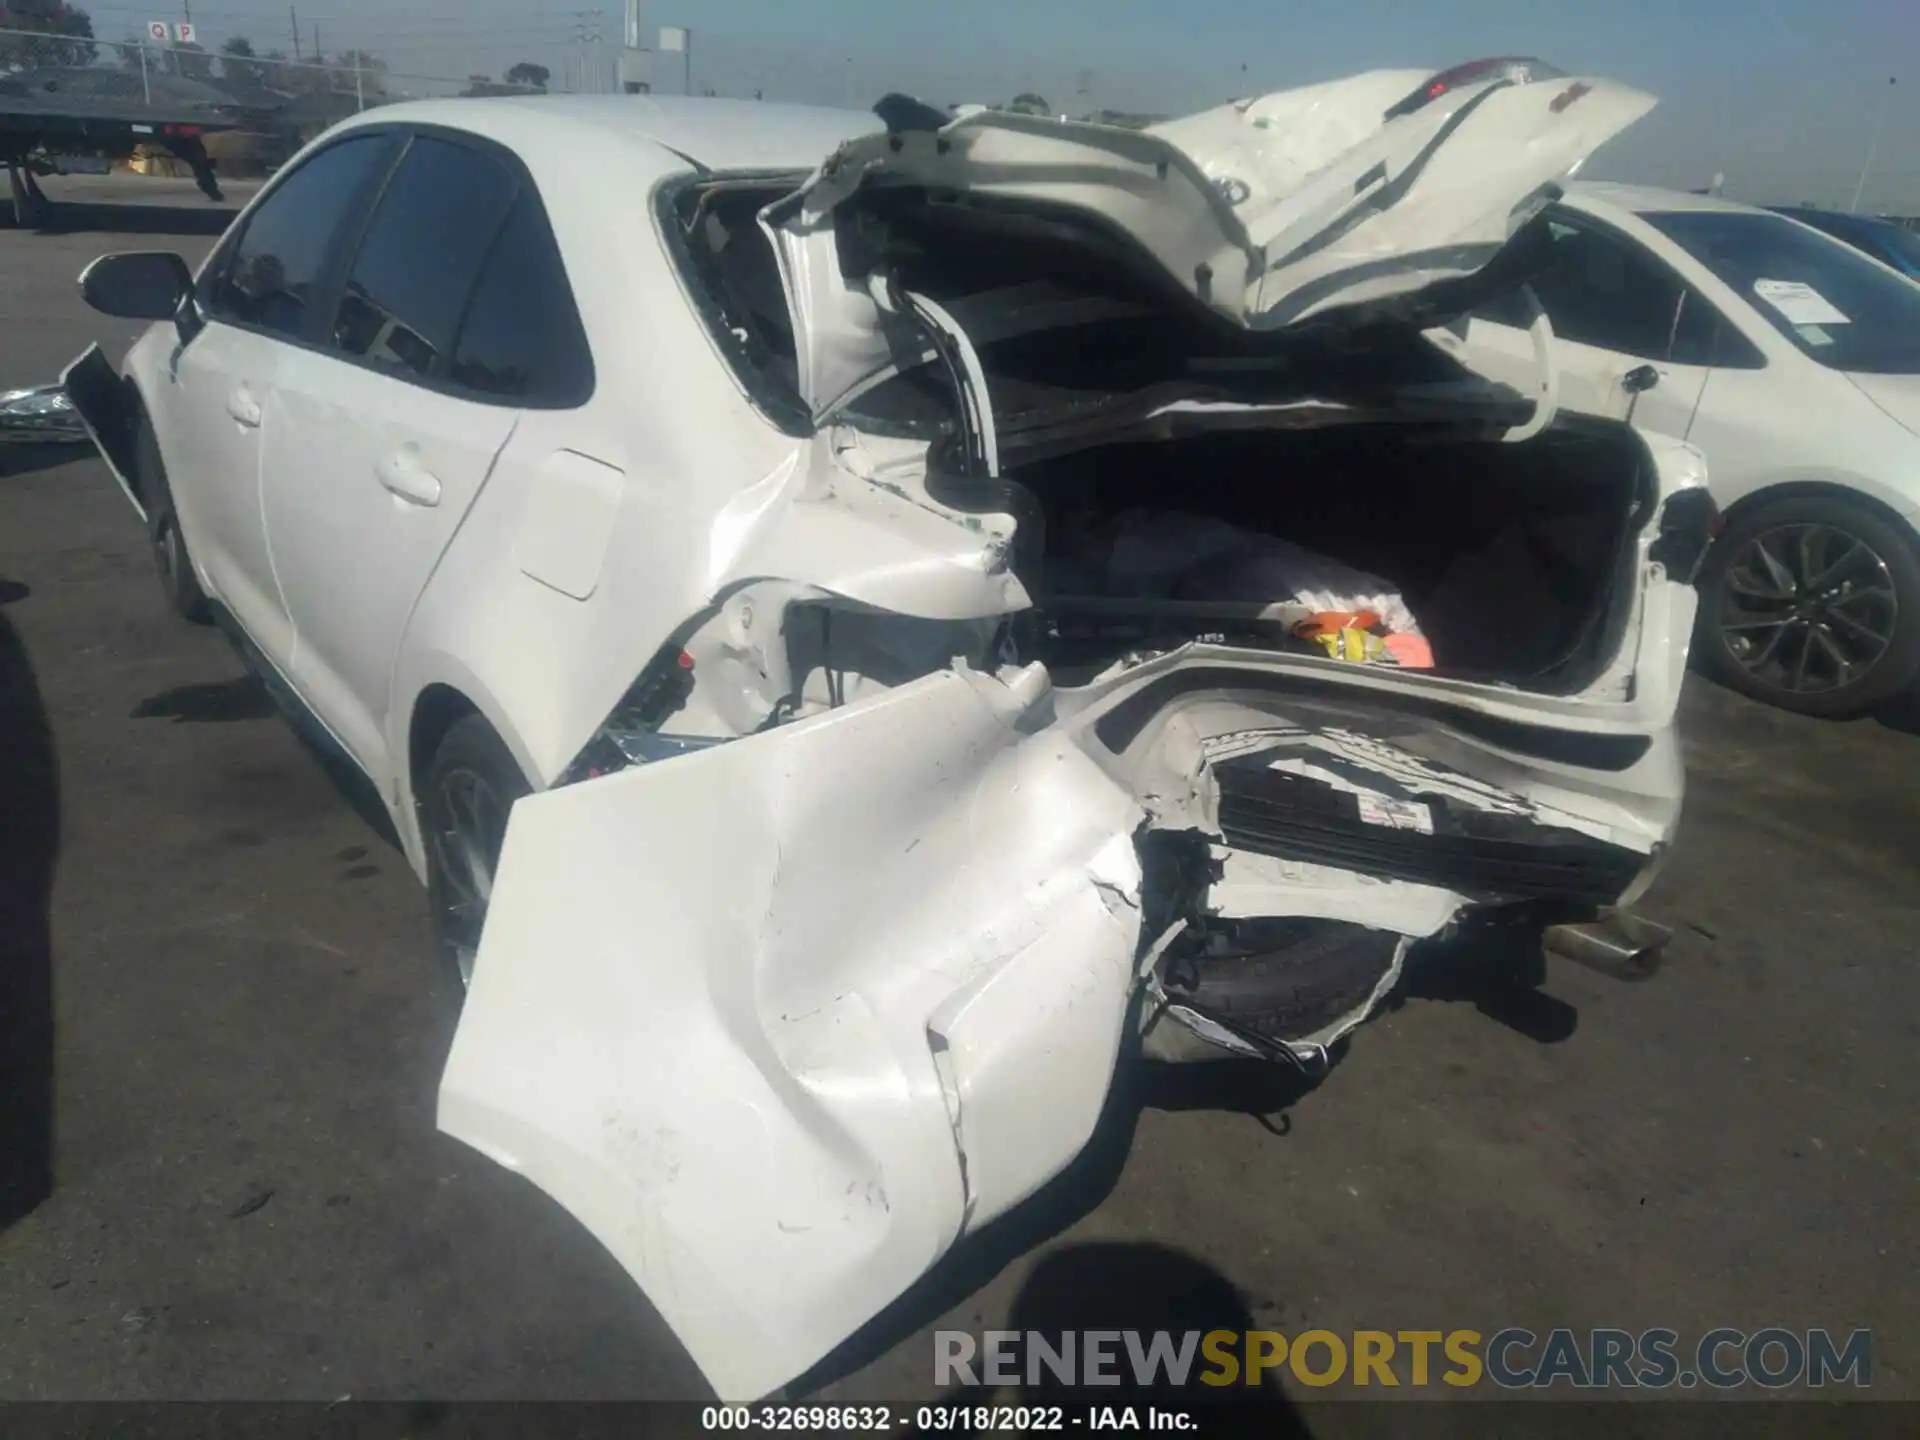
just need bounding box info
[1773,206,1920,280]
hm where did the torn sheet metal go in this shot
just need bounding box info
[438,663,1144,1401]
[701,429,1028,621]
[60,345,144,516]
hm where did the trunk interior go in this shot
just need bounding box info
[998,420,1653,695]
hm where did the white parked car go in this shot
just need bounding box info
[1432,182,1920,716]
[65,65,1713,1398]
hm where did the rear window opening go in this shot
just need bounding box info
[666,175,1656,701]
[664,175,1529,439]
[664,177,810,431]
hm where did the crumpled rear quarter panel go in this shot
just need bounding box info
[437,667,1145,1400]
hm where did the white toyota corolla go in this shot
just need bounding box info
[65,62,1713,1398]
[1432,183,1920,716]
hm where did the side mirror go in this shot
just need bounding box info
[77,251,194,321]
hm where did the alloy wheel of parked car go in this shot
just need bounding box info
[421,716,531,998]
[1700,495,1920,717]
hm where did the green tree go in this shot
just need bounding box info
[0,0,99,68]
[504,60,549,89]
[168,38,214,81]
[330,48,386,94]
[1006,91,1052,115]
[255,46,295,87]
[221,34,265,85]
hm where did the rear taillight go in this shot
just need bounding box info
[1384,57,1567,121]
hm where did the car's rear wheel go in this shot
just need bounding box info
[133,413,212,624]
[421,715,531,1001]
[1697,493,1920,717]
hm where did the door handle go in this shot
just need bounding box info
[225,386,261,428]
[375,449,443,507]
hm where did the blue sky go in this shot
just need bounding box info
[68,0,1919,209]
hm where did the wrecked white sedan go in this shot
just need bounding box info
[66,61,1713,1398]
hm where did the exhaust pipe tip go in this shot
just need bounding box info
[1543,907,1671,982]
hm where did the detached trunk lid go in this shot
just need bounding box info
[761,59,1655,452]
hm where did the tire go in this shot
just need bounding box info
[1167,919,1401,1045]
[1696,493,1920,718]
[419,714,532,1002]
[133,413,213,624]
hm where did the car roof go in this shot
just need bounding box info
[329,93,882,174]
[1564,180,1772,218]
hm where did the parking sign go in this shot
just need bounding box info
[174,21,196,43]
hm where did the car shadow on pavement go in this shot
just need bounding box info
[12,201,241,238]
[1401,913,1579,1045]
[997,1241,1311,1426]
[128,670,405,852]
[0,604,60,1231]
[0,442,94,480]
[132,675,280,724]
[1872,689,1920,737]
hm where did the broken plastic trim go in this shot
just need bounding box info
[559,643,709,784]
[1648,487,1723,586]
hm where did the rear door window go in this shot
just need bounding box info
[1517,213,1685,359]
[207,134,391,339]
[328,136,519,382]
[447,195,595,406]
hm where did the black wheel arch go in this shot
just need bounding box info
[1714,481,1920,551]
[409,684,482,810]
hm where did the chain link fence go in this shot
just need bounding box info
[1,26,543,109]
[4,25,548,178]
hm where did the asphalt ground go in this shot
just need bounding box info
[1,174,1915,1425]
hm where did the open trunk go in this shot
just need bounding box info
[439,65,1704,1403]
[1001,419,1651,695]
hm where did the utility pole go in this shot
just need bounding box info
[573,11,592,95]
[290,3,301,60]
[1850,76,1897,213]
[620,0,648,92]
